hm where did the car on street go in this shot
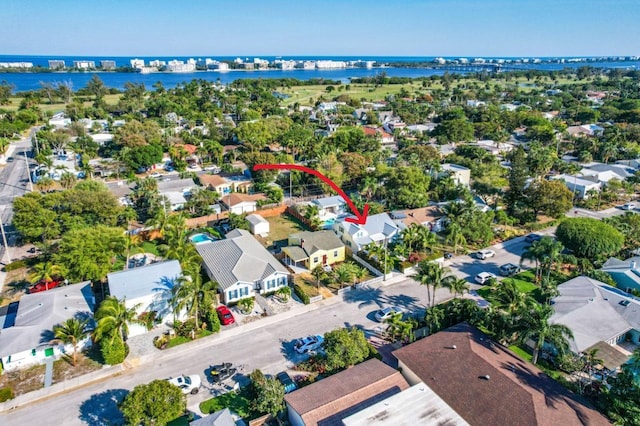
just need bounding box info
[216,305,236,325]
[28,280,63,294]
[149,172,162,178]
[276,371,298,393]
[499,263,521,277]
[374,306,402,322]
[622,202,637,210]
[294,335,324,354]
[166,374,201,394]
[525,233,543,243]
[204,165,221,173]
[475,249,496,260]
[475,272,497,284]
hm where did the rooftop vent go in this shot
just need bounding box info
[620,300,631,307]
[482,375,491,380]
[450,345,457,349]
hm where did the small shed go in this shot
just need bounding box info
[246,214,269,236]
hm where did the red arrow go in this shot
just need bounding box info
[253,164,369,225]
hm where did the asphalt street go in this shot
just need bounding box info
[0,277,453,425]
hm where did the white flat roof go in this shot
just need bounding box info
[342,382,469,426]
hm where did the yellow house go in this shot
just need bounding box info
[282,230,345,271]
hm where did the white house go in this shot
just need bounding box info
[107,260,184,337]
[48,113,71,128]
[220,193,266,215]
[196,229,290,304]
[580,163,636,184]
[551,174,601,199]
[157,178,196,211]
[333,213,400,252]
[311,195,347,223]
[246,213,269,236]
[0,282,94,372]
[439,164,471,187]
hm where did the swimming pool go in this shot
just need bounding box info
[190,233,216,244]
[322,218,337,229]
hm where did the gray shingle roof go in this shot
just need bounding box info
[551,276,634,352]
[246,213,268,226]
[0,282,94,358]
[290,230,343,255]
[196,229,288,290]
[107,260,182,302]
[312,195,345,209]
[157,177,196,193]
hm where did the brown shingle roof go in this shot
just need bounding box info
[398,206,442,227]
[199,174,228,188]
[284,358,409,426]
[222,193,266,207]
[393,323,610,426]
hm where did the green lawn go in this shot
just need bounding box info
[261,214,309,249]
[199,387,252,417]
[509,345,533,362]
[476,276,537,300]
[294,274,321,298]
[3,93,122,113]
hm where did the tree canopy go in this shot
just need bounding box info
[120,379,185,426]
[556,218,624,260]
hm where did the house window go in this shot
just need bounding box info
[333,250,338,257]
[240,287,249,297]
[229,289,239,300]
[313,257,318,263]
[32,349,36,356]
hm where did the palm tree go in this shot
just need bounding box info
[445,277,469,298]
[172,273,217,329]
[400,223,420,251]
[59,171,77,189]
[414,225,436,253]
[53,318,90,366]
[520,304,574,365]
[411,260,455,308]
[311,265,325,290]
[490,279,534,314]
[537,237,564,281]
[520,239,547,283]
[28,261,63,285]
[333,263,354,289]
[93,297,139,343]
[445,222,466,254]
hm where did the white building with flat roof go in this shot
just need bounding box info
[130,58,145,68]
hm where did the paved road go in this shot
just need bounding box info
[0,131,36,261]
[0,277,453,425]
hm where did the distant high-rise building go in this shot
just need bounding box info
[48,59,66,70]
[100,60,116,70]
[73,60,96,69]
[130,58,145,68]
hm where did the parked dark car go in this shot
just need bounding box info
[276,371,298,394]
[525,233,543,243]
[499,263,521,277]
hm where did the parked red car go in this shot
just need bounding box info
[216,305,235,325]
[28,280,62,294]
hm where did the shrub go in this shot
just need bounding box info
[3,260,26,272]
[276,286,291,302]
[174,319,198,338]
[0,387,15,402]
[203,306,221,333]
[237,297,255,314]
[101,336,126,365]
[556,218,624,260]
[137,311,157,331]
[294,284,310,305]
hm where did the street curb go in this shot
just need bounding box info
[0,293,348,413]
[0,365,125,413]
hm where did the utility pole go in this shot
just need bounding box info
[289,171,292,205]
[24,150,34,192]
[0,208,11,265]
[383,238,388,282]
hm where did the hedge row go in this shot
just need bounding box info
[294,284,310,305]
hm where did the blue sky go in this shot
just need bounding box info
[1,0,638,57]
